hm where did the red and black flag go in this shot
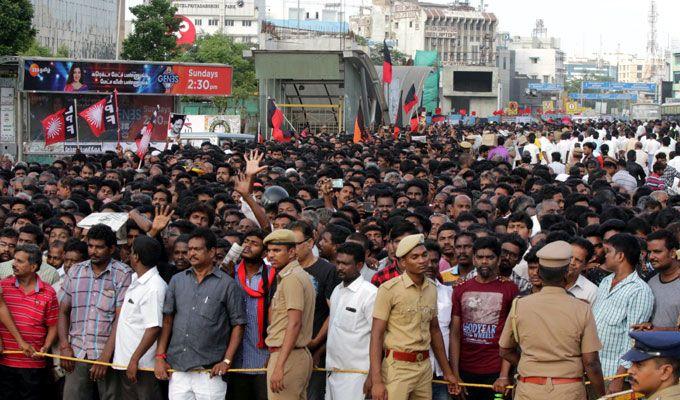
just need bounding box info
[432,107,445,123]
[43,100,77,146]
[353,103,367,144]
[267,99,288,142]
[403,84,419,115]
[382,40,392,84]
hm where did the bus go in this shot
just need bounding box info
[661,103,680,121]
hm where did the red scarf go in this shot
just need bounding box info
[237,261,276,348]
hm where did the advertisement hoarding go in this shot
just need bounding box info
[22,59,232,96]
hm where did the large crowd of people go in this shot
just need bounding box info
[0,118,680,400]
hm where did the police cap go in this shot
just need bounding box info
[536,240,572,268]
[622,331,680,362]
[263,229,297,246]
[396,234,425,258]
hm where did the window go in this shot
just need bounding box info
[242,20,252,27]
[543,75,550,83]
[409,21,413,28]
[637,65,643,71]
[530,57,539,64]
[194,19,202,26]
[208,19,218,26]
[394,22,398,29]
[225,19,234,26]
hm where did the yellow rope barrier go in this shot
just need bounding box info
[1,350,629,390]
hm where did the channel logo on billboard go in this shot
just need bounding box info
[158,67,180,90]
[28,63,51,77]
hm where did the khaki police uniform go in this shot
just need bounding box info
[499,241,602,400]
[372,234,438,400]
[264,230,316,400]
[646,384,680,400]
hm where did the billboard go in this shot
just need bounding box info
[581,81,656,92]
[22,59,232,96]
[27,93,173,143]
[528,83,564,92]
[569,93,638,101]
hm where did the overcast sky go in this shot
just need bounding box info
[126,0,680,57]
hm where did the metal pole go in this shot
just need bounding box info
[74,99,80,148]
[16,91,22,163]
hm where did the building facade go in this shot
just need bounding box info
[672,51,680,99]
[172,0,259,43]
[350,0,497,66]
[507,20,565,85]
[565,57,618,81]
[30,0,120,59]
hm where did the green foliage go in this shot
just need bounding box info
[122,0,181,61]
[21,39,52,57]
[55,45,70,58]
[564,73,615,95]
[0,0,37,56]
[368,41,410,66]
[176,34,257,113]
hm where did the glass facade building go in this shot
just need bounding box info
[31,0,120,59]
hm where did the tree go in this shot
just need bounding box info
[21,39,51,57]
[0,0,37,56]
[367,41,410,66]
[122,0,181,61]
[55,45,70,58]
[176,34,257,114]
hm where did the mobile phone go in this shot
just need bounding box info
[332,179,343,189]
[363,202,374,213]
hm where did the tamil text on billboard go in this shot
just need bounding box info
[22,59,232,96]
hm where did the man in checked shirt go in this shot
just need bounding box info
[58,224,132,400]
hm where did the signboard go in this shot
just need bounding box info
[528,83,564,91]
[582,81,656,92]
[27,93,173,143]
[182,115,241,135]
[22,59,232,96]
[0,88,14,142]
[542,100,554,112]
[569,93,638,101]
[176,15,196,45]
[506,101,519,116]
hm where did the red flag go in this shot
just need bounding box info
[267,99,288,142]
[353,104,367,143]
[135,121,153,159]
[78,98,107,137]
[42,109,67,146]
[382,40,392,84]
[460,109,467,116]
[403,84,419,115]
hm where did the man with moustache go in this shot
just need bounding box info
[263,229,316,400]
[451,236,518,399]
[229,229,274,400]
[623,331,680,399]
[633,230,680,331]
[369,234,460,400]
[325,242,377,399]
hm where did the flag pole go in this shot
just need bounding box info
[113,90,121,145]
[73,99,80,149]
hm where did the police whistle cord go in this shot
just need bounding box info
[1,350,628,389]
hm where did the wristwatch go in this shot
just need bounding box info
[222,358,231,365]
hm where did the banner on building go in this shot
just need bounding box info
[27,93,173,143]
[582,81,656,92]
[181,115,241,135]
[22,59,232,96]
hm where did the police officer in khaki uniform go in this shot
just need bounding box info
[619,331,680,400]
[499,240,606,399]
[368,234,459,400]
[264,229,316,400]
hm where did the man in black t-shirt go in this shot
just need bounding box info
[290,221,341,400]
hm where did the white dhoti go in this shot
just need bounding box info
[325,371,366,400]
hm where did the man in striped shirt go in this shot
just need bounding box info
[58,224,131,400]
[0,243,59,399]
[593,233,654,394]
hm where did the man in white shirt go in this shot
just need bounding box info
[326,242,377,400]
[113,236,167,400]
[523,133,540,164]
[539,131,555,163]
[424,241,453,400]
[568,239,599,305]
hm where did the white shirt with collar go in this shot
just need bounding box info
[326,275,377,400]
[567,274,598,305]
[430,281,453,377]
[113,267,167,370]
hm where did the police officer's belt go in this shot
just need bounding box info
[519,377,583,385]
[384,349,430,362]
